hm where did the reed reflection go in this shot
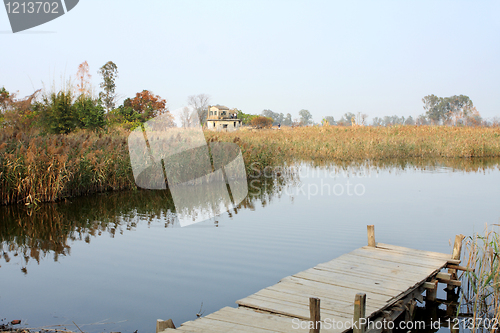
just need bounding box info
[0,170,296,274]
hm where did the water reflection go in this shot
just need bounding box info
[0,171,296,274]
[1,157,498,275]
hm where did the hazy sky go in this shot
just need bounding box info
[2,0,499,123]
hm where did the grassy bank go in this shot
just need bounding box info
[206,125,500,161]
[1,125,499,205]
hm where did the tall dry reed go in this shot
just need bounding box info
[207,125,500,161]
[461,226,500,332]
[0,127,136,205]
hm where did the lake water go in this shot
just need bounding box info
[1,159,499,332]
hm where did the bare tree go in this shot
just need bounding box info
[179,106,197,128]
[360,113,368,126]
[187,94,210,125]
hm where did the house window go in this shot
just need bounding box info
[223,124,228,129]
[210,111,213,116]
[213,122,215,127]
[234,122,236,127]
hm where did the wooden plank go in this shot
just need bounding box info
[349,247,447,269]
[375,243,451,260]
[264,283,386,312]
[229,307,347,333]
[436,272,451,280]
[180,307,312,333]
[294,268,413,295]
[181,317,274,332]
[279,276,393,302]
[322,253,441,276]
[239,294,357,321]
[357,246,448,267]
[244,289,374,318]
[315,258,433,284]
[447,264,474,272]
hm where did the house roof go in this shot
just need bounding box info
[212,105,230,110]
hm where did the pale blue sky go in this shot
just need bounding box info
[2,0,499,123]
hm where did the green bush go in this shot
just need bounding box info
[36,90,76,134]
[74,96,106,131]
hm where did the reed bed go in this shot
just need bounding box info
[0,127,135,205]
[461,226,500,332]
[1,125,499,205]
[0,127,287,205]
[207,125,500,161]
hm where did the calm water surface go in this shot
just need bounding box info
[1,159,499,332]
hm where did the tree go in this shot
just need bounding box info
[371,117,383,127]
[261,109,284,125]
[179,106,198,128]
[251,116,273,129]
[422,94,474,124]
[38,90,76,134]
[404,116,415,125]
[359,113,368,126]
[98,61,118,112]
[238,110,257,125]
[416,114,430,126]
[0,87,13,122]
[282,113,292,126]
[337,112,356,126]
[74,96,106,131]
[1,87,40,130]
[298,109,313,126]
[76,61,92,97]
[322,116,335,126]
[187,94,210,125]
[128,90,168,121]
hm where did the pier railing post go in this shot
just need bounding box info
[446,234,464,290]
[309,297,321,333]
[156,319,175,333]
[425,279,438,302]
[367,225,376,247]
[353,293,366,333]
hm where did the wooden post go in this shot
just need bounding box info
[446,288,460,333]
[367,225,376,247]
[447,234,464,290]
[309,297,321,333]
[451,234,464,261]
[425,279,438,302]
[156,319,175,333]
[353,293,366,333]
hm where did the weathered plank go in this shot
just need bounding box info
[375,243,451,261]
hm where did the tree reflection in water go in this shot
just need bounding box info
[1,157,498,274]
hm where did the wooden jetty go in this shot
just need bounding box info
[158,225,465,333]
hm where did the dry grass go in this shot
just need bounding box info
[461,226,500,332]
[0,127,135,205]
[1,125,499,205]
[207,125,500,161]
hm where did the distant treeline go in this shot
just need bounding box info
[240,95,499,128]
